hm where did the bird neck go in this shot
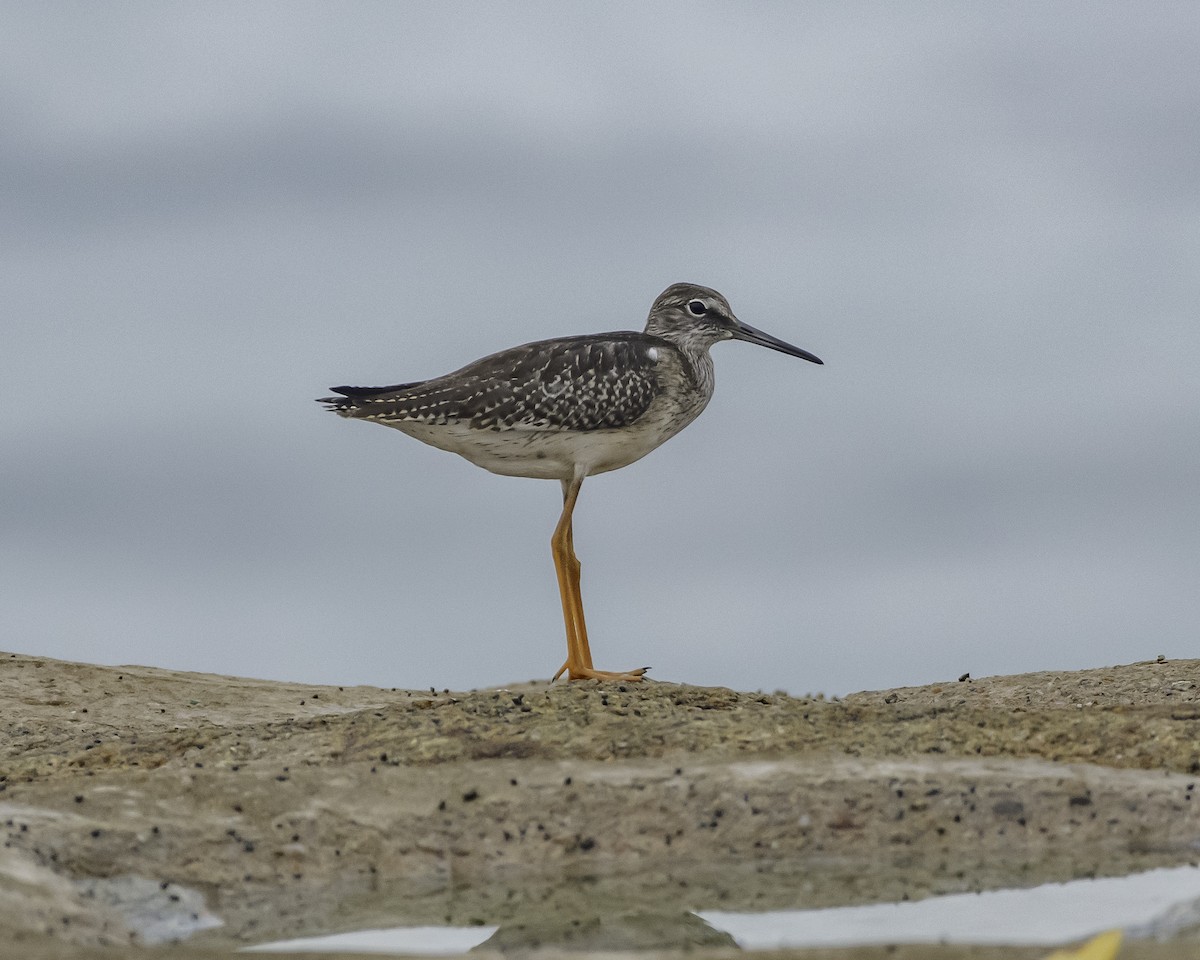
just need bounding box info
[643,322,719,396]
[675,342,716,397]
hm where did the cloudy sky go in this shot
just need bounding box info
[4,3,1198,696]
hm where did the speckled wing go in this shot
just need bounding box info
[320,334,664,433]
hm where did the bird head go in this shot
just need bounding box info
[644,283,823,364]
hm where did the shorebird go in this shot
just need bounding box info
[318,282,822,682]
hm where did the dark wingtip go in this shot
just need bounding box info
[325,383,416,398]
[316,390,358,411]
[316,385,380,410]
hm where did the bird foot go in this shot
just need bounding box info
[552,662,650,683]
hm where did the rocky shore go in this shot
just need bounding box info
[1,652,1197,959]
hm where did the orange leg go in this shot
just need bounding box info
[550,475,648,683]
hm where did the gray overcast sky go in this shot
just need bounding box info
[4,3,1198,695]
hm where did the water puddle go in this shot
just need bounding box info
[703,864,1200,947]
[245,926,497,955]
[246,864,1200,953]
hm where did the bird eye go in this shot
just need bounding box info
[687,300,707,316]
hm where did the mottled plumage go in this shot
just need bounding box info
[318,282,822,681]
[324,335,664,430]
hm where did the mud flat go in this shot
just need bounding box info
[1,652,1198,960]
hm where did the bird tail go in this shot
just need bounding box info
[316,383,417,414]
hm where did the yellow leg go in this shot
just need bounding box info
[550,476,648,683]
[550,475,588,677]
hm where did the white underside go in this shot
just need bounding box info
[383,417,685,480]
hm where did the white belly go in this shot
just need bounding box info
[387,419,667,480]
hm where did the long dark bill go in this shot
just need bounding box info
[732,320,823,365]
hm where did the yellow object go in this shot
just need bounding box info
[1043,929,1123,960]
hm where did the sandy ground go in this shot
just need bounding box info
[1,652,1198,960]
